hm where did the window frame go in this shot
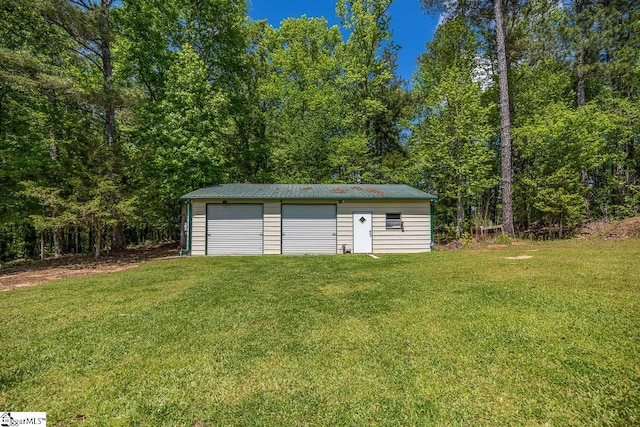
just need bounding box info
[385,212,402,230]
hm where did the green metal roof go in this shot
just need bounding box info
[181,184,437,201]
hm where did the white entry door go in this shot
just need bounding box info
[353,211,372,253]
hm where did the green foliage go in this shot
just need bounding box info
[514,102,618,234]
[493,232,512,245]
[155,44,227,192]
[119,0,250,233]
[589,95,640,219]
[420,0,639,236]
[20,182,77,232]
[260,16,344,182]
[1,0,640,258]
[334,0,411,183]
[411,18,497,236]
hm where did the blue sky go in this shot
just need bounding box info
[247,0,440,83]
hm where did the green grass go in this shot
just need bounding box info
[1,239,639,426]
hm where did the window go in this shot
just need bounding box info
[386,213,402,229]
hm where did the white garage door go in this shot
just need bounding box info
[282,204,336,255]
[206,204,263,255]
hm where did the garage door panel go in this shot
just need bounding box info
[207,204,263,255]
[282,205,336,255]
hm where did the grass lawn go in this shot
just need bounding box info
[1,239,639,426]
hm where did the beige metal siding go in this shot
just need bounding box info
[191,202,207,255]
[263,202,281,254]
[191,198,431,256]
[337,201,431,253]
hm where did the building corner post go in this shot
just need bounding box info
[180,199,192,256]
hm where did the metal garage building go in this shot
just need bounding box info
[180,184,436,256]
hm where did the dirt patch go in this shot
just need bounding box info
[484,244,510,250]
[441,240,463,250]
[505,255,533,260]
[579,217,640,239]
[604,217,640,239]
[0,242,179,291]
[578,220,610,237]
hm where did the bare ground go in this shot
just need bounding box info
[0,242,180,291]
[578,216,640,239]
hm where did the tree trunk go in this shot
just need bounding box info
[40,231,45,260]
[575,0,593,220]
[456,173,464,237]
[111,222,126,251]
[94,220,102,259]
[53,228,63,257]
[456,193,464,238]
[99,1,126,254]
[576,58,586,107]
[576,0,586,108]
[576,7,595,175]
[630,140,639,187]
[494,0,515,237]
[100,0,116,149]
[50,129,63,258]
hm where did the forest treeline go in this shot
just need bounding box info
[0,0,638,260]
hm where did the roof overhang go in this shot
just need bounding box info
[181,184,437,201]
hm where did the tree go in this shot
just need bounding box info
[259,16,343,182]
[412,18,496,236]
[493,0,515,236]
[420,0,533,236]
[151,44,227,204]
[225,19,273,183]
[40,0,132,254]
[335,0,411,183]
[118,0,251,240]
[0,0,84,258]
[515,103,617,236]
[520,0,640,222]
